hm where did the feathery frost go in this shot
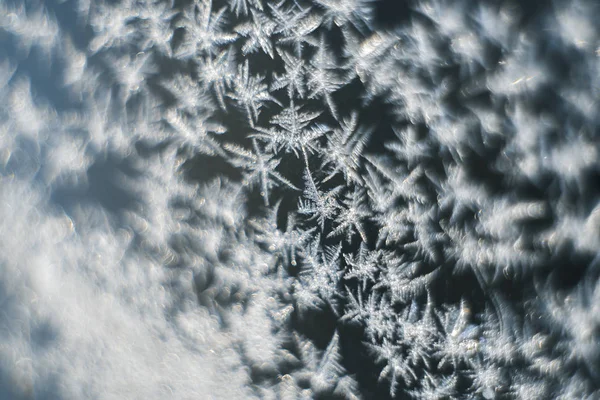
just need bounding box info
[1,0,600,398]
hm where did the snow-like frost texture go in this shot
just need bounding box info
[1,0,600,399]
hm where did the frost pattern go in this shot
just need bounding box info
[1,0,600,399]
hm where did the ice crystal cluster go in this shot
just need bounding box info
[1,0,600,398]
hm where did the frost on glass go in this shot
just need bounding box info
[1,0,600,399]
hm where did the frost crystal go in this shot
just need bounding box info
[2,0,600,398]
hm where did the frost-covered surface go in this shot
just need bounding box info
[1,0,600,398]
